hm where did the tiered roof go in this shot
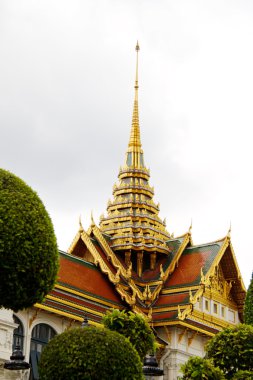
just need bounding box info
[37,44,246,337]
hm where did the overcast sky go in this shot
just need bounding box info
[1,0,253,287]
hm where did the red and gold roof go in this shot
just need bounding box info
[37,44,246,337]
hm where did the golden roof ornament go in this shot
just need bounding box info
[188,219,192,233]
[91,211,95,227]
[227,222,232,238]
[79,215,84,232]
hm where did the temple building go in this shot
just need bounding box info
[0,44,246,380]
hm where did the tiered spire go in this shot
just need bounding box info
[100,43,170,275]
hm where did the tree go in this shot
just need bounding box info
[205,324,253,378]
[180,356,225,380]
[38,327,144,380]
[0,168,59,311]
[102,309,156,361]
[244,272,253,325]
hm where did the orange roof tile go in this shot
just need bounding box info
[164,243,222,288]
[58,252,123,304]
[154,292,189,307]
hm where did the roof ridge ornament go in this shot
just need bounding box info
[91,211,95,227]
[188,219,192,234]
[79,215,84,232]
[227,221,231,238]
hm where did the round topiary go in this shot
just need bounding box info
[0,168,59,311]
[38,327,144,380]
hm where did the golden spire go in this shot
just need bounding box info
[127,41,143,167]
[100,43,170,257]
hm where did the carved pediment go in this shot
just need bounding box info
[209,265,233,300]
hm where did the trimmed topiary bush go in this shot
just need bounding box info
[205,324,253,378]
[38,326,144,380]
[102,308,156,360]
[180,356,225,380]
[0,168,59,311]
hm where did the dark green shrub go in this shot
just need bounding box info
[244,272,253,325]
[205,324,253,378]
[102,308,156,360]
[39,327,144,380]
[0,169,58,311]
[180,356,225,379]
[232,370,253,380]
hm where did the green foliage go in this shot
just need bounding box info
[39,327,144,380]
[0,169,59,311]
[180,356,225,380]
[205,324,253,378]
[102,309,156,360]
[232,370,253,380]
[244,272,253,325]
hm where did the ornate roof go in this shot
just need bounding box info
[36,44,246,337]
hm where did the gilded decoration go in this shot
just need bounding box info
[208,265,233,300]
[51,43,246,339]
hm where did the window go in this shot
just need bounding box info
[221,306,225,318]
[13,315,24,351]
[30,324,56,380]
[213,303,218,314]
[228,309,235,323]
[205,299,210,311]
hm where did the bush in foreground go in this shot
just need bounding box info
[180,356,225,380]
[0,169,58,311]
[205,324,253,378]
[39,327,144,380]
[102,308,155,360]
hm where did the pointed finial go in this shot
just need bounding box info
[91,211,95,227]
[79,215,84,232]
[188,219,192,233]
[227,221,231,238]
